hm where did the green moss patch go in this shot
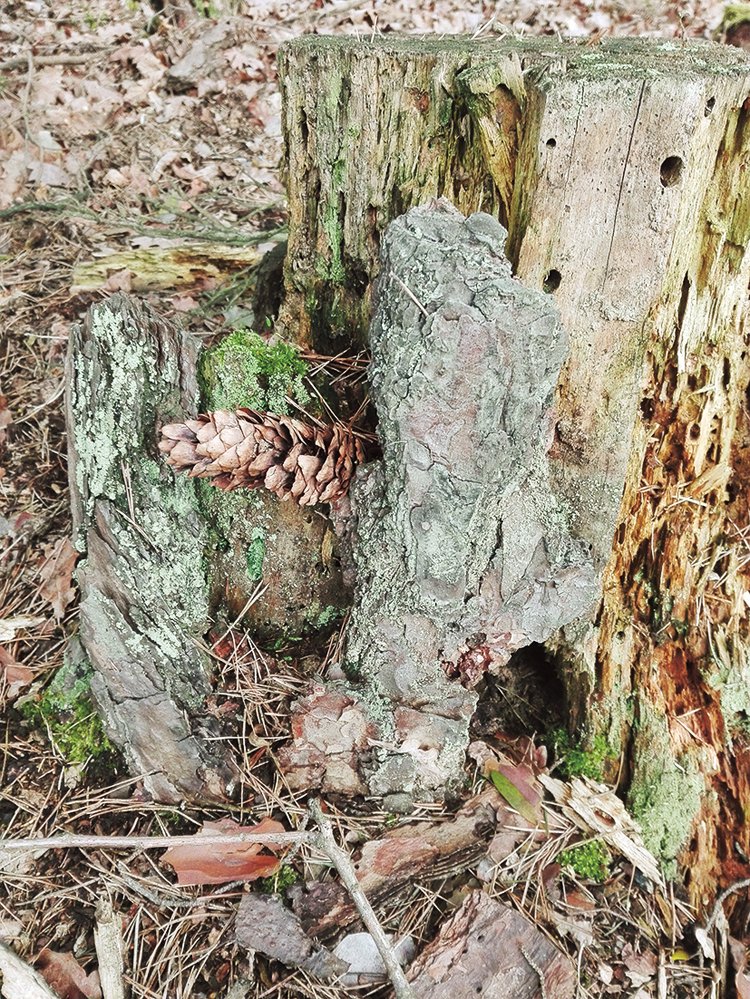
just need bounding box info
[198,328,309,414]
[22,658,116,768]
[549,728,610,781]
[558,841,611,883]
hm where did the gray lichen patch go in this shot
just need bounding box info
[627,699,707,876]
[343,201,599,798]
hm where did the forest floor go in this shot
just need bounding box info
[0,1,743,998]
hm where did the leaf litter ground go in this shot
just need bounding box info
[0,1,741,997]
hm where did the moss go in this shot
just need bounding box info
[558,841,611,883]
[258,864,299,894]
[198,328,309,414]
[549,727,610,781]
[721,3,750,31]
[22,658,116,767]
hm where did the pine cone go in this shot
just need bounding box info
[159,408,368,506]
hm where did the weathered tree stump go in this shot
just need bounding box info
[276,35,750,904]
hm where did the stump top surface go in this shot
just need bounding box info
[282,33,750,79]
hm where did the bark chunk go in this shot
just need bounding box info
[66,294,233,803]
[344,200,598,797]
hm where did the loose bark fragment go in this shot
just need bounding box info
[71,241,265,293]
[343,200,598,797]
[293,787,502,938]
[406,890,575,999]
[276,686,375,795]
[235,894,347,981]
[0,942,59,999]
[66,293,233,803]
[539,774,663,886]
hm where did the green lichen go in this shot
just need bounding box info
[198,328,309,414]
[22,659,115,767]
[549,728,610,781]
[558,841,611,883]
[312,605,343,630]
[627,700,705,878]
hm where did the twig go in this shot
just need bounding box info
[309,800,415,999]
[94,896,125,999]
[0,50,114,72]
[0,830,309,851]
[703,877,750,934]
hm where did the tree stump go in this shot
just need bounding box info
[276,36,750,905]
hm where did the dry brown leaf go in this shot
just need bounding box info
[36,948,102,999]
[0,647,33,699]
[0,396,12,446]
[38,538,78,620]
[162,817,284,886]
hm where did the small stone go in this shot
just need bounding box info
[382,792,415,814]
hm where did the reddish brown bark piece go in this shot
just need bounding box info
[294,789,506,937]
[276,686,376,795]
[406,890,575,999]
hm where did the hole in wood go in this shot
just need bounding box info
[705,96,716,115]
[546,137,556,147]
[660,156,684,188]
[543,269,561,293]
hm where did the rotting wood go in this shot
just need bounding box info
[277,33,750,908]
[66,294,234,803]
[71,239,269,293]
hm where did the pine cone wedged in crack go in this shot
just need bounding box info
[159,408,367,506]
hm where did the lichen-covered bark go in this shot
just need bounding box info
[278,33,750,905]
[66,294,234,803]
[343,201,598,797]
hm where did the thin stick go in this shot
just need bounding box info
[703,877,750,934]
[0,51,113,72]
[309,800,415,999]
[0,831,309,852]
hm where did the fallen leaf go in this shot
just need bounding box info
[622,942,658,985]
[0,615,46,641]
[38,538,78,620]
[0,647,33,699]
[36,948,102,999]
[488,762,541,824]
[0,396,12,446]
[162,817,284,886]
